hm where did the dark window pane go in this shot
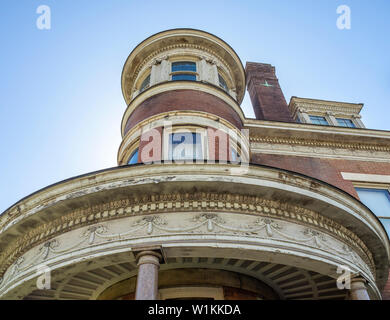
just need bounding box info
[309,115,329,126]
[128,149,139,165]
[336,118,356,128]
[140,74,150,92]
[172,74,196,81]
[231,148,240,162]
[172,61,196,72]
[218,74,228,92]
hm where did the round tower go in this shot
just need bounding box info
[0,29,388,301]
[117,29,248,165]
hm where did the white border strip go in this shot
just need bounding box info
[341,172,390,183]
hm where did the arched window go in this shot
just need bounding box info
[140,74,150,92]
[218,74,228,92]
[128,148,139,165]
[171,62,197,81]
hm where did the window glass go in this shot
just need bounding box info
[336,118,356,128]
[140,74,150,92]
[355,188,390,218]
[218,74,228,92]
[172,74,196,81]
[171,62,197,81]
[309,115,329,126]
[168,132,203,161]
[172,61,196,72]
[128,148,139,165]
[231,147,240,163]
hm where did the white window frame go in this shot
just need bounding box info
[162,126,208,162]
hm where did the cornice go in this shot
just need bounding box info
[250,136,390,153]
[121,29,246,105]
[132,44,233,94]
[289,97,363,117]
[0,164,388,291]
[245,119,390,137]
[0,192,375,284]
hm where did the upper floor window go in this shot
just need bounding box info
[356,187,390,234]
[140,74,150,93]
[168,132,203,161]
[218,74,228,92]
[309,115,329,126]
[128,148,139,165]
[171,61,197,81]
[336,118,356,128]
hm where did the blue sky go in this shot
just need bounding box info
[0,0,389,212]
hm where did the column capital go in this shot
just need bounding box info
[350,276,370,300]
[350,276,367,286]
[135,250,163,267]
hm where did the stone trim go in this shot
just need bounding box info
[289,97,363,119]
[0,192,374,281]
[250,136,390,162]
[341,173,390,184]
[250,136,390,153]
[122,35,246,105]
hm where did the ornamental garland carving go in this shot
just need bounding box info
[0,210,373,294]
[0,192,374,282]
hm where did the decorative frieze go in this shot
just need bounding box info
[0,192,374,282]
[250,136,390,162]
[0,209,375,297]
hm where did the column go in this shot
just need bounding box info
[135,251,162,300]
[297,108,311,123]
[350,277,370,300]
[352,114,365,128]
[325,111,339,126]
[150,56,169,86]
[199,57,218,85]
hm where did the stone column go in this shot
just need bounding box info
[325,111,339,126]
[135,251,162,300]
[350,277,370,300]
[352,114,365,128]
[297,108,311,124]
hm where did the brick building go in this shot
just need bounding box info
[1,29,389,300]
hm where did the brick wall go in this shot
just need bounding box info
[251,153,359,198]
[382,272,390,300]
[251,153,390,199]
[124,90,243,135]
[246,62,294,123]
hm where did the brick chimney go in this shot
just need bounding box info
[246,62,294,122]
